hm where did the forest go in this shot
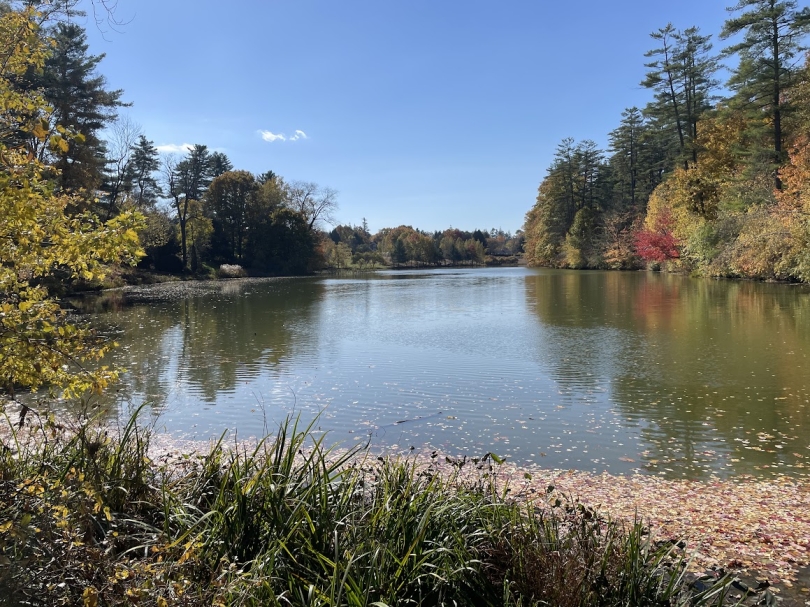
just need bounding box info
[524,0,810,283]
[0,4,330,278]
[322,224,524,269]
[0,0,524,281]
[0,0,530,400]
[2,3,806,605]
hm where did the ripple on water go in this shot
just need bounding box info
[69,268,810,480]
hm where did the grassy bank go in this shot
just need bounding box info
[0,408,734,607]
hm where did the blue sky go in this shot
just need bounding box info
[82,1,733,233]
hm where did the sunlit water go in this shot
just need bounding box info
[80,268,810,479]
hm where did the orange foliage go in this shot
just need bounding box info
[777,135,810,213]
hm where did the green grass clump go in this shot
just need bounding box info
[0,407,731,606]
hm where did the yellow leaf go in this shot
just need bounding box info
[31,120,48,140]
[82,587,98,607]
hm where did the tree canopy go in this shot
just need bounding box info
[0,7,142,399]
[524,4,810,282]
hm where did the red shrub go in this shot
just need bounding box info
[633,210,680,262]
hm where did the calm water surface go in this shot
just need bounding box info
[89,268,810,479]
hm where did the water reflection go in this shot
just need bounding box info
[73,269,810,479]
[96,279,325,414]
[525,271,810,477]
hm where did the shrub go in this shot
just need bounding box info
[218,264,246,278]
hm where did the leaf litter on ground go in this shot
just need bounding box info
[434,457,810,587]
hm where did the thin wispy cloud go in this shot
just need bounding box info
[258,129,308,143]
[156,142,194,154]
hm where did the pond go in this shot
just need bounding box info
[86,268,810,480]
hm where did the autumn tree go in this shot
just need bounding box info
[100,115,140,218]
[634,209,681,262]
[0,7,142,399]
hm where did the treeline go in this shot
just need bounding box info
[524,0,810,282]
[322,224,524,269]
[3,6,332,277]
[5,8,523,278]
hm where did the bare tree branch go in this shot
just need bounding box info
[285,180,339,230]
[102,114,141,218]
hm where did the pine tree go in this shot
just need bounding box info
[524,139,610,267]
[609,108,644,211]
[38,22,126,194]
[127,135,161,207]
[642,24,717,168]
[643,24,687,163]
[609,107,677,215]
[675,27,718,164]
[166,144,215,270]
[209,151,233,177]
[721,0,810,188]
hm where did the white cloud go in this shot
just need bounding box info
[258,129,308,142]
[156,142,194,154]
[259,130,286,142]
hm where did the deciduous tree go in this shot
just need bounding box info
[0,7,142,399]
[286,181,339,231]
[205,170,258,263]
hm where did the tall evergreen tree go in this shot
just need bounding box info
[174,144,214,202]
[127,134,161,207]
[609,108,644,211]
[609,108,675,214]
[643,24,687,163]
[721,0,810,187]
[524,139,610,266]
[38,22,126,193]
[643,24,717,168]
[166,144,214,270]
[675,27,718,164]
[256,170,278,185]
[209,151,233,178]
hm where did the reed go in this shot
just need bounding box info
[0,407,732,606]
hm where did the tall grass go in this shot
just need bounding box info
[0,407,731,606]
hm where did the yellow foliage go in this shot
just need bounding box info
[0,8,144,398]
[82,586,99,607]
[647,111,747,230]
